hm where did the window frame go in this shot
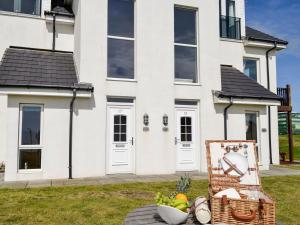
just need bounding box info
[174,5,199,84]
[107,0,136,81]
[18,104,44,172]
[0,0,42,16]
[243,57,260,82]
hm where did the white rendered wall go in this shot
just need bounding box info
[0,2,74,59]
[0,95,8,164]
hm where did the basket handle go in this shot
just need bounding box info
[231,209,257,222]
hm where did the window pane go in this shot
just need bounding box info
[121,116,127,124]
[108,0,134,38]
[121,134,127,142]
[114,115,120,124]
[175,46,197,82]
[187,133,192,142]
[0,0,14,12]
[246,113,257,142]
[19,149,41,169]
[21,0,40,15]
[121,125,126,132]
[244,59,257,81]
[114,125,120,133]
[108,38,134,79]
[228,0,236,17]
[21,106,41,145]
[174,8,196,45]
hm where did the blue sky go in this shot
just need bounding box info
[245,0,300,112]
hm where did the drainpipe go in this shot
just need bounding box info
[52,13,56,50]
[224,97,234,140]
[69,89,77,179]
[266,42,277,165]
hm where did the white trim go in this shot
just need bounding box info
[45,15,75,25]
[106,78,137,83]
[18,104,44,172]
[174,43,197,48]
[0,88,92,98]
[213,95,281,106]
[243,57,261,83]
[107,35,135,41]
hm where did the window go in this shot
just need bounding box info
[180,117,192,142]
[108,0,134,79]
[244,59,258,81]
[174,7,198,83]
[227,0,236,17]
[114,115,127,142]
[0,0,41,15]
[19,105,43,170]
[246,112,260,160]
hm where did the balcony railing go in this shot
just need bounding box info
[220,15,241,40]
[277,85,292,112]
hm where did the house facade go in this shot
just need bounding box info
[0,0,287,181]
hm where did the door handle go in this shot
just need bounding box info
[131,137,134,146]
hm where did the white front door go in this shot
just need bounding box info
[107,104,134,174]
[175,107,197,171]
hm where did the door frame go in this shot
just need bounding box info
[175,104,200,172]
[106,101,136,175]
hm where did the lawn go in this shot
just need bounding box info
[279,134,300,160]
[0,176,300,225]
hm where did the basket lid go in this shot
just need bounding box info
[206,140,261,187]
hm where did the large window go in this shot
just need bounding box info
[19,105,43,170]
[246,112,260,161]
[108,0,135,79]
[244,58,258,81]
[0,0,41,15]
[174,7,198,83]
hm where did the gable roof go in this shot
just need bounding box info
[0,47,93,91]
[246,26,288,45]
[218,65,281,101]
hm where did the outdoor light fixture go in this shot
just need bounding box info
[143,113,149,126]
[163,114,168,127]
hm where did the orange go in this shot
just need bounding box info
[175,193,188,203]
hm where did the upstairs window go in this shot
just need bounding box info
[108,0,135,80]
[174,7,198,83]
[0,0,41,15]
[244,58,258,81]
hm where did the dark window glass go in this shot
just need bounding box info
[246,113,257,142]
[180,117,192,142]
[114,115,127,142]
[244,59,257,81]
[175,46,197,82]
[108,0,134,38]
[21,106,41,145]
[108,38,134,79]
[174,8,196,45]
[19,149,41,169]
[0,0,14,12]
[228,0,236,17]
[21,0,40,15]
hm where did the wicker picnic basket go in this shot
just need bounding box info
[206,140,276,225]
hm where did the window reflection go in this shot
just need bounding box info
[175,46,197,82]
[174,8,196,45]
[21,106,41,145]
[0,0,14,12]
[244,59,258,81]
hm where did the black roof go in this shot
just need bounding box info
[218,65,281,101]
[0,47,93,91]
[246,26,288,45]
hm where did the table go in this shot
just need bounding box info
[124,205,284,225]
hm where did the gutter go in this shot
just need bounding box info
[0,84,94,92]
[247,37,288,46]
[69,89,77,179]
[224,97,234,140]
[266,42,277,165]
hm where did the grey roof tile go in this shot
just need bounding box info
[219,65,281,101]
[246,26,288,45]
[0,47,93,91]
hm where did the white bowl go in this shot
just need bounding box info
[157,205,189,225]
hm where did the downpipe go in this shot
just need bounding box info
[224,97,234,140]
[69,89,77,179]
[266,42,277,165]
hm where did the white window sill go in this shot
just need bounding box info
[0,10,42,20]
[174,82,201,86]
[45,14,74,25]
[220,37,243,43]
[18,169,42,174]
[106,78,137,83]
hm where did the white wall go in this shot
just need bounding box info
[0,95,8,164]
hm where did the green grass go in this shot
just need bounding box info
[0,177,300,225]
[279,134,300,160]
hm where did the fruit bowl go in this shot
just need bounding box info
[157,205,189,225]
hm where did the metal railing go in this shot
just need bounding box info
[220,15,241,40]
[277,85,291,106]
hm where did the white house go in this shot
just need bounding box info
[0,0,288,181]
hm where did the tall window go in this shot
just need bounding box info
[244,59,258,81]
[227,0,236,17]
[108,0,134,79]
[0,0,41,15]
[19,105,43,170]
[246,112,260,160]
[174,7,198,83]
